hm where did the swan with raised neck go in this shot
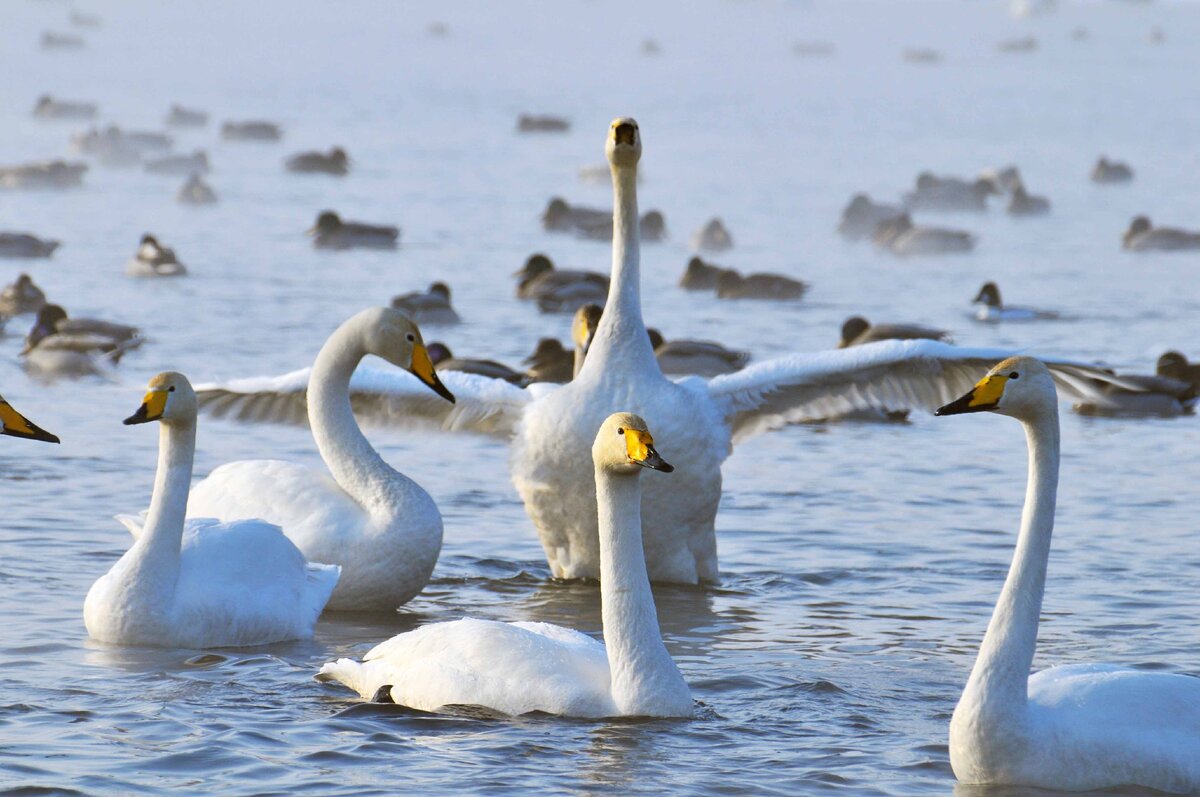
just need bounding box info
[936,356,1200,792]
[186,308,454,610]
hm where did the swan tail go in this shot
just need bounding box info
[303,563,341,620]
[316,658,376,699]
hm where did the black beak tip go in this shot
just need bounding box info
[123,405,150,425]
[658,462,675,473]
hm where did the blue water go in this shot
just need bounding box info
[1,0,1198,794]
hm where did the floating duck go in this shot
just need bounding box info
[127,234,186,278]
[1122,216,1200,252]
[286,147,349,175]
[972,282,1058,322]
[177,173,217,205]
[0,232,59,259]
[0,159,87,189]
[517,114,569,133]
[309,210,398,250]
[716,269,806,300]
[32,94,96,120]
[0,274,47,315]
[22,304,142,377]
[390,282,460,325]
[221,120,282,141]
[837,194,905,241]
[691,218,733,252]
[839,316,950,348]
[144,151,208,176]
[904,172,997,212]
[875,213,976,256]
[1091,156,1133,184]
[1006,182,1051,217]
[165,104,208,127]
[428,343,526,384]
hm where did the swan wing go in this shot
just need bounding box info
[706,339,1145,442]
[195,365,541,436]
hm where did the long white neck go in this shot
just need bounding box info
[963,407,1060,714]
[128,418,195,599]
[596,469,690,716]
[307,323,408,516]
[579,161,659,380]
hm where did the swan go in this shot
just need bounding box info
[186,308,455,611]
[316,412,692,718]
[972,282,1059,323]
[935,357,1200,793]
[286,147,350,175]
[838,316,949,348]
[194,118,1155,584]
[390,282,459,325]
[1091,156,1133,184]
[177,173,217,205]
[309,211,398,250]
[221,120,282,141]
[0,396,59,443]
[165,104,207,128]
[84,372,340,648]
[127,234,187,277]
[0,232,60,259]
[1123,217,1200,252]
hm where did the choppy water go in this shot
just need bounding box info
[2,0,1198,794]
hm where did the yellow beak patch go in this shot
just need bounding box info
[411,342,435,383]
[140,390,169,420]
[969,374,1008,408]
[1,401,40,437]
[625,429,654,463]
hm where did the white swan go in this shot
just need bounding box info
[936,357,1200,793]
[84,373,339,648]
[194,118,1157,586]
[0,396,59,443]
[186,308,455,611]
[317,412,692,718]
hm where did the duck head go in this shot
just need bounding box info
[593,412,673,476]
[973,282,1002,308]
[310,210,342,235]
[839,316,870,348]
[24,304,68,351]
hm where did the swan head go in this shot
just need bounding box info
[839,316,870,348]
[358,307,456,403]
[606,118,641,169]
[593,413,673,475]
[124,372,197,426]
[0,395,59,443]
[935,356,1056,419]
[973,281,1001,307]
[572,303,603,355]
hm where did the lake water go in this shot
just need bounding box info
[1,0,1198,794]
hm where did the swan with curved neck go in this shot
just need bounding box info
[85,373,339,647]
[936,356,1200,793]
[186,308,454,611]
[318,412,693,718]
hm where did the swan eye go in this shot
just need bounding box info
[617,428,624,435]
[168,386,176,392]
[1009,372,1019,380]
[406,333,415,342]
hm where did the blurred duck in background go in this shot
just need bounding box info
[874,213,976,256]
[177,173,217,205]
[690,217,733,252]
[286,147,350,175]
[1122,216,1200,252]
[309,210,398,250]
[972,282,1059,323]
[127,234,186,278]
[837,194,905,241]
[0,274,47,316]
[391,282,460,326]
[0,231,59,259]
[165,104,208,127]
[838,316,950,348]
[1091,156,1133,184]
[32,94,96,120]
[22,304,142,377]
[222,120,282,141]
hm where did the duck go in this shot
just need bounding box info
[69,11,102,28]
[903,172,997,212]
[838,316,949,348]
[935,357,1200,792]
[72,126,172,166]
[390,282,460,325]
[874,213,976,256]
[513,254,608,301]
[978,165,1022,194]
[85,372,340,648]
[127,234,186,278]
[524,338,574,384]
[1072,371,1195,417]
[1091,156,1133,184]
[716,269,807,300]
[903,48,942,64]
[837,194,906,241]
[286,147,350,175]
[1156,351,1200,391]
[144,151,208,176]
[428,343,526,385]
[316,412,692,719]
[177,173,217,205]
[221,120,282,141]
[1006,181,1050,217]
[517,114,570,133]
[0,159,87,189]
[543,197,666,242]
[690,218,733,252]
[678,256,733,291]
[41,32,85,50]
[0,274,47,315]
[972,282,1058,323]
[21,304,142,377]
[647,329,749,377]
[32,94,96,120]
[997,35,1037,53]
[165,104,208,128]
[194,118,1146,585]
[0,232,59,259]
[0,396,59,443]
[1122,216,1200,252]
[188,308,455,611]
[309,210,399,250]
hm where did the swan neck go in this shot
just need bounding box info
[965,408,1060,713]
[596,469,683,715]
[135,419,195,589]
[308,324,400,512]
[580,163,658,379]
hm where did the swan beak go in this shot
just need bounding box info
[571,313,594,355]
[410,343,456,403]
[124,389,168,425]
[0,400,60,443]
[626,429,674,473]
[613,121,637,147]
[936,374,1007,416]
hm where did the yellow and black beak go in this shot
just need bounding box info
[936,374,1008,416]
[410,343,456,404]
[124,389,169,425]
[624,428,674,473]
[0,400,60,443]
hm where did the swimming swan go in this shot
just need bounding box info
[316,412,692,718]
[186,308,455,611]
[936,357,1200,793]
[84,373,340,648]
[0,396,59,443]
[194,119,1154,585]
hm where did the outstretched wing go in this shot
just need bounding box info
[706,339,1146,442]
[195,365,541,437]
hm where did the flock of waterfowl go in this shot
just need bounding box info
[3,109,1198,791]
